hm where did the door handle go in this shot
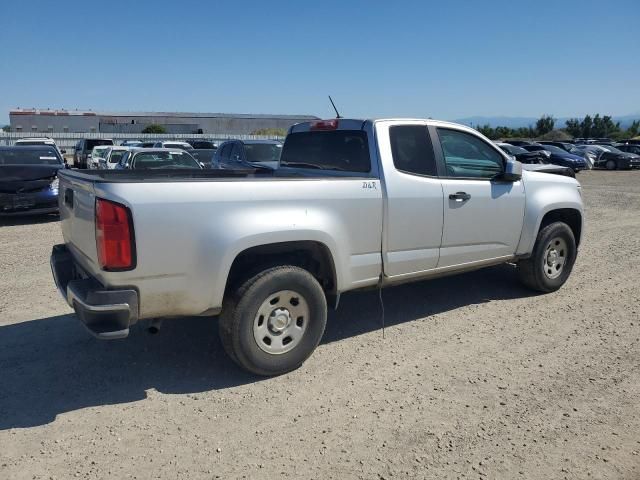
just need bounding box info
[449,192,471,202]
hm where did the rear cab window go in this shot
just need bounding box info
[389,125,437,176]
[280,130,371,173]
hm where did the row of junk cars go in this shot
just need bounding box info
[0,133,639,216]
[495,138,640,172]
[0,136,282,216]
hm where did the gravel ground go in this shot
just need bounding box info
[0,171,638,480]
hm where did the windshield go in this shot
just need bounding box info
[131,151,200,169]
[500,144,528,155]
[164,143,193,150]
[91,146,110,159]
[280,130,370,172]
[0,148,63,165]
[539,144,565,154]
[600,145,624,154]
[244,143,282,163]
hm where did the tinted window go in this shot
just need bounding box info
[280,130,370,172]
[437,128,504,178]
[109,150,126,163]
[189,141,215,149]
[230,143,242,161]
[389,125,436,176]
[219,144,231,160]
[245,143,282,163]
[85,139,113,150]
[0,148,63,165]
[131,151,200,169]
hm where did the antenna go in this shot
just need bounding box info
[328,95,342,119]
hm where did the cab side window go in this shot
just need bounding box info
[437,128,504,179]
[389,125,437,176]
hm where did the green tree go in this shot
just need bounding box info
[141,124,167,134]
[535,115,555,136]
[565,118,581,137]
[1,125,10,132]
[625,120,640,138]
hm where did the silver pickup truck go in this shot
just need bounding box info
[51,118,584,375]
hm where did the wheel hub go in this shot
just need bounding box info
[269,308,291,333]
[253,290,310,355]
[542,237,568,280]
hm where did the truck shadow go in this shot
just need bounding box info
[0,264,535,429]
[0,213,59,227]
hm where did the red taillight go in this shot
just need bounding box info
[95,198,135,270]
[310,119,339,131]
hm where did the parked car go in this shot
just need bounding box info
[152,141,194,151]
[570,144,640,170]
[614,143,640,155]
[51,117,584,376]
[87,145,112,169]
[115,148,203,170]
[184,139,218,168]
[120,140,142,147]
[139,141,156,148]
[73,138,113,169]
[186,139,218,150]
[99,146,131,169]
[14,137,66,155]
[537,141,575,153]
[520,144,587,172]
[213,140,283,169]
[503,140,534,147]
[495,142,547,164]
[0,146,65,216]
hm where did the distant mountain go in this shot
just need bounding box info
[453,114,640,130]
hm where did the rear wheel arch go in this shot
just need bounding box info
[224,240,338,300]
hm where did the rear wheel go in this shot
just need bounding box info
[605,159,617,170]
[219,266,327,376]
[518,222,577,293]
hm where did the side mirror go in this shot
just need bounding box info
[501,158,522,181]
[199,162,205,168]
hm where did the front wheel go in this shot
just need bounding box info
[517,222,577,293]
[605,159,617,170]
[219,266,327,376]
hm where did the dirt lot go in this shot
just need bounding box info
[0,171,638,480]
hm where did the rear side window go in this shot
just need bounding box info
[280,130,370,172]
[389,125,437,176]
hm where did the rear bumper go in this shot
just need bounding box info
[50,244,138,339]
[0,191,58,216]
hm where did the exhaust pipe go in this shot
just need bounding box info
[148,319,163,334]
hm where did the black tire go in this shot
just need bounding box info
[517,222,577,293]
[219,266,327,376]
[605,159,617,170]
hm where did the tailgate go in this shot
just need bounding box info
[58,171,100,269]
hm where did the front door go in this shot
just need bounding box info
[434,127,525,268]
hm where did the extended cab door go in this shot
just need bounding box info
[376,121,444,279]
[432,126,525,267]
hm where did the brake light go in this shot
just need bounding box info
[95,198,135,270]
[310,119,339,131]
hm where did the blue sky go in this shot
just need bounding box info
[1,0,638,124]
